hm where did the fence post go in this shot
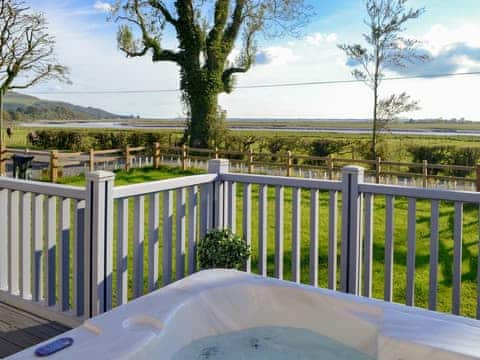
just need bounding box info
[50,150,58,183]
[0,144,5,176]
[89,149,95,172]
[181,144,188,170]
[340,166,364,295]
[476,164,480,192]
[286,151,293,177]
[376,157,382,184]
[327,155,334,180]
[84,171,115,317]
[247,148,253,173]
[153,142,161,168]
[214,147,219,159]
[125,146,131,171]
[208,159,229,229]
[422,160,428,188]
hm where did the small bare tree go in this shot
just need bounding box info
[338,0,428,159]
[0,0,69,151]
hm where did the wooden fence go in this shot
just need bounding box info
[1,143,479,189]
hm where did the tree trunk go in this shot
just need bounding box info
[186,88,219,148]
[372,43,380,160]
[372,83,378,160]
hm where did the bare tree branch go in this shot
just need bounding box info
[0,0,69,149]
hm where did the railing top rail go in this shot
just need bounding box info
[57,152,86,158]
[220,173,342,191]
[428,163,473,171]
[129,146,146,152]
[6,148,50,156]
[94,149,122,155]
[360,182,480,203]
[293,154,328,161]
[0,177,86,200]
[113,173,217,199]
[381,160,421,167]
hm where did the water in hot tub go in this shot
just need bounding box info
[172,326,374,359]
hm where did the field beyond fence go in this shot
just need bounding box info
[1,143,480,190]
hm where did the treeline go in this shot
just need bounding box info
[29,130,174,152]
[4,105,89,121]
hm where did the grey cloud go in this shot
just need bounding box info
[344,42,480,76]
[385,42,480,76]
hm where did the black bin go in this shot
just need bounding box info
[12,154,34,179]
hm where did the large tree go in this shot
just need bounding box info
[338,0,428,159]
[0,0,69,151]
[113,0,311,148]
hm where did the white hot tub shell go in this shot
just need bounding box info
[9,270,480,359]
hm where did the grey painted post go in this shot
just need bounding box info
[340,166,364,295]
[84,171,115,317]
[208,159,229,229]
[73,200,85,316]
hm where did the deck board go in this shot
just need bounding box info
[0,302,70,358]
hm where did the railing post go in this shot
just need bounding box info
[247,147,253,173]
[286,151,293,177]
[154,142,161,168]
[208,159,229,229]
[327,155,334,180]
[89,148,95,172]
[0,144,5,176]
[476,164,480,192]
[181,144,188,170]
[50,150,58,183]
[340,166,364,295]
[84,171,115,317]
[422,160,428,188]
[376,157,382,184]
[125,146,131,171]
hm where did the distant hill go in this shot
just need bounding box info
[3,92,130,121]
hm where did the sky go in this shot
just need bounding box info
[20,0,480,120]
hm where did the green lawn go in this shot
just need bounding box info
[61,166,480,318]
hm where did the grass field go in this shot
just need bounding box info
[62,166,480,319]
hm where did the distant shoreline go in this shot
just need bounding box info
[19,120,480,137]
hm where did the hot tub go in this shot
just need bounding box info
[10,270,480,359]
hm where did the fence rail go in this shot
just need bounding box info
[2,159,480,325]
[1,144,479,190]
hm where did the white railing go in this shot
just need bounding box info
[2,159,480,324]
[359,175,480,317]
[110,173,215,308]
[217,162,480,319]
[0,177,87,326]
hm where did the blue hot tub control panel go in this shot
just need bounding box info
[34,337,74,357]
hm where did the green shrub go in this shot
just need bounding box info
[310,139,348,157]
[408,145,452,174]
[448,147,480,177]
[197,229,250,270]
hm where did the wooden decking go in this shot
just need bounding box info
[0,302,70,358]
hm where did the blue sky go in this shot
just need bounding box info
[22,0,480,120]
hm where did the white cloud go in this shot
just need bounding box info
[304,32,338,46]
[421,24,480,54]
[93,1,112,13]
[255,46,299,66]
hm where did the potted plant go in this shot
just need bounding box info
[197,229,251,270]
